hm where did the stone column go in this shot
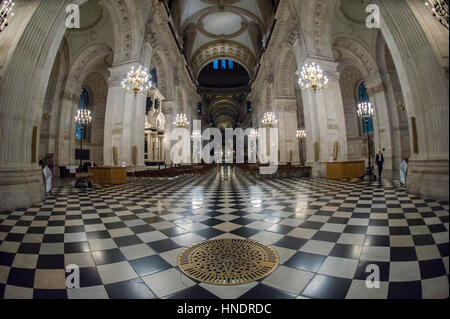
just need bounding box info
[273,98,300,165]
[374,0,449,200]
[103,63,146,168]
[0,1,73,211]
[159,136,164,162]
[302,58,348,176]
[163,100,175,165]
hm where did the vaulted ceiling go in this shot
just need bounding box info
[167,0,277,128]
[170,0,275,71]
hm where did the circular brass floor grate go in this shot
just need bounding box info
[178,239,279,286]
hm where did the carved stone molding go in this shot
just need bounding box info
[190,40,257,79]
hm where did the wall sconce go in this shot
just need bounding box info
[397,103,406,111]
[43,113,52,120]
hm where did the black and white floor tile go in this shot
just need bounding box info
[0,168,448,299]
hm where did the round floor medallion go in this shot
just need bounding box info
[178,239,279,286]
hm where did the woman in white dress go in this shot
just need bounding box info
[42,161,53,196]
[399,158,408,187]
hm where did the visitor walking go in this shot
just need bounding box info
[375,149,384,180]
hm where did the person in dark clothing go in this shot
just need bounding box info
[375,149,384,179]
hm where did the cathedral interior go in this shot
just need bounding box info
[0,0,448,301]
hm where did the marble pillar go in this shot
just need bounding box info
[0,1,73,211]
[274,98,300,165]
[375,0,449,200]
[103,63,146,168]
[302,59,348,177]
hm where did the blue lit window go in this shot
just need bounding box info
[221,60,227,69]
[213,60,219,69]
[358,82,373,134]
[76,88,89,140]
[228,60,234,69]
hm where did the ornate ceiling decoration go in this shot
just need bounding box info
[190,40,257,79]
[197,10,248,39]
[200,0,241,5]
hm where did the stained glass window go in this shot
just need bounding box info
[213,60,219,69]
[358,82,374,134]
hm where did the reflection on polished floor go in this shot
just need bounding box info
[0,168,448,299]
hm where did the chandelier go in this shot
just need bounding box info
[173,113,189,128]
[296,129,306,139]
[249,128,260,139]
[357,102,374,119]
[425,0,449,29]
[261,112,278,128]
[0,0,14,32]
[74,109,92,126]
[191,130,202,141]
[298,62,329,92]
[121,65,152,96]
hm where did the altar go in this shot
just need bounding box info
[326,161,365,180]
[88,167,127,185]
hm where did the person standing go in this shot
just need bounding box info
[375,149,384,180]
[399,158,409,186]
[42,161,53,196]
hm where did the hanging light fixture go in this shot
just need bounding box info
[298,62,329,92]
[249,128,260,139]
[0,0,15,33]
[290,0,329,93]
[261,112,278,128]
[425,0,449,30]
[74,109,92,126]
[191,130,202,141]
[74,109,92,170]
[357,102,374,119]
[173,113,189,128]
[121,65,152,96]
[296,129,306,140]
[357,102,376,181]
[296,129,307,166]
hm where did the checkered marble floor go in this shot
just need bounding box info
[0,168,448,299]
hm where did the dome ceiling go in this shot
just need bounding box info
[340,0,366,24]
[171,0,275,75]
[168,0,276,129]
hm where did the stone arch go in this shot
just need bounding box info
[298,0,338,59]
[56,43,113,166]
[339,65,365,160]
[274,43,298,98]
[80,71,108,165]
[333,36,379,80]
[151,50,172,99]
[99,0,138,63]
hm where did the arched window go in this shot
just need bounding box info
[75,88,89,141]
[212,59,234,70]
[150,67,158,88]
[358,82,374,134]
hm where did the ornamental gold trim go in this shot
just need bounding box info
[190,40,257,79]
